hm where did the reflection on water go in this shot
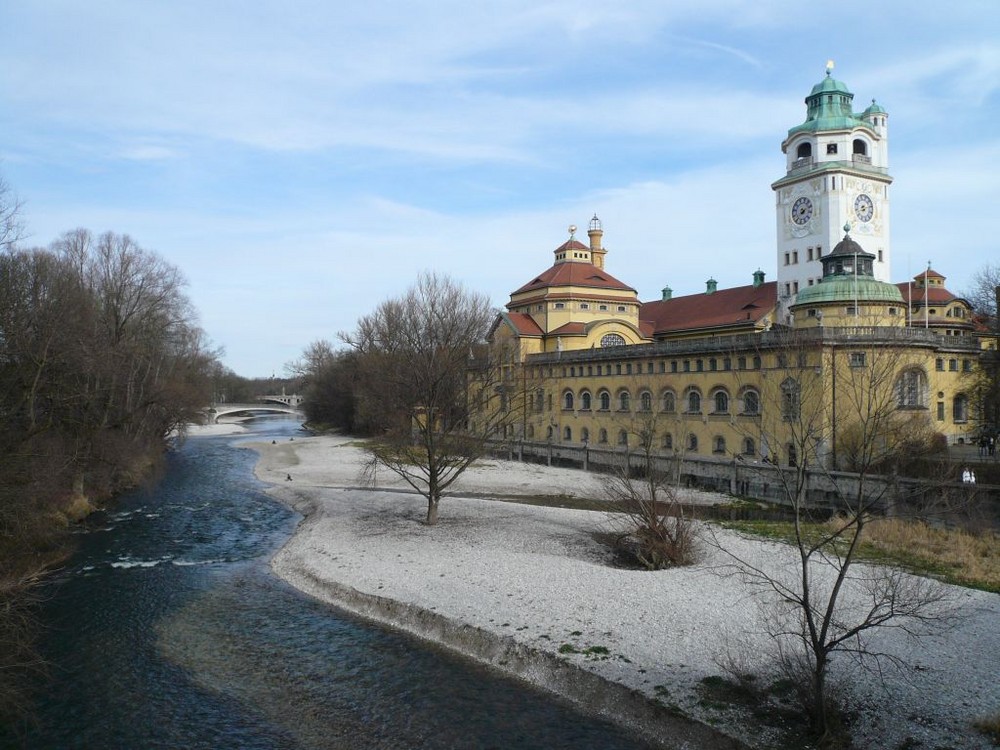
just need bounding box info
[11,419,655,750]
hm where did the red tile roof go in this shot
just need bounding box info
[640,281,778,335]
[896,282,967,307]
[499,312,544,336]
[511,260,636,296]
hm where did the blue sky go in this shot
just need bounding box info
[3,1,998,377]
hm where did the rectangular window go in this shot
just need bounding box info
[683,360,691,372]
[579,303,589,310]
[785,283,792,296]
[949,359,958,371]
[599,304,608,311]
[937,402,945,421]
[827,143,838,154]
[671,361,678,373]
[845,306,857,315]
[963,360,973,372]
[792,251,799,264]
[807,247,814,261]
[849,352,866,367]
[793,281,799,293]
[784,252,790,266]
[616,364,622,375]
[696,359,704,372]
[625,363,632,374]
[659,361,666,373]
[554,302,565,309]
[617,305,627,312]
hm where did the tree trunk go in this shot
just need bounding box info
[425,498,439,525]
[813,652,829,744]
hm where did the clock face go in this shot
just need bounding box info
[854,193,874,222]
[791,197,813,225]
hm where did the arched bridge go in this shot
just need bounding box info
[207,395,304,423]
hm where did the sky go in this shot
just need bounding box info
[2,1,999,378]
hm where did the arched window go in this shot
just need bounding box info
[563,426,572,441]
[896,369,927,408]
[686,389,701,413]
[581,427,590,443]
[787,443,798,467]
[953,394,969,423]
[598,428,608,444]
[713,436,726,454]
[534,390,544,413]
[618,391,631,411]
[662,390,676,413]
[617,430,629,446]
[546,425,554,439]
[663,433,673,450]
[742,437,755,456]
[527,424,535,439]
[601,333,626,347]
[742,389,760,415]
[639,391,653,412]
[563,391,574,410]
[580,391,592,410]
[687,433,699,452]
[598,391,611,411]
[852,138,867,156]
[713,390,729,414]
[781,378,800,421]
[796,142,812,159]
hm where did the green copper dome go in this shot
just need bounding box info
[787,69,874,137]
[792,276,904,307]
[863,98,887,116]
[810,72,851,96]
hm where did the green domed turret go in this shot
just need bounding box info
[791,227,903,326]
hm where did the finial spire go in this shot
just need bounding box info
[826,59,835,76]
[843,222,851,235]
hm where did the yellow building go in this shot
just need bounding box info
[488,69,980,472]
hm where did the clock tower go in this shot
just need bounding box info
[772,63,891,319]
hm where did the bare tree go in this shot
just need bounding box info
[0,170,25,253]
[287,340,359,431]
[341,272,516,525]
[711,328,955,746]
[602,405,699,569]
[964,262,999,327]
[964,264,1000,437]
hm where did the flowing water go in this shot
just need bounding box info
[11,418,654,749]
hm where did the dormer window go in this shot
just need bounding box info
[826,143,838,155]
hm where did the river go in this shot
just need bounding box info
[10,417,654,749]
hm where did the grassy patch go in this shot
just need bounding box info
[721,517,1000,593]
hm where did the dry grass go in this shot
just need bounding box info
[974,711,1000,745]
[725,516,1000,592]
[834,516,1000,592]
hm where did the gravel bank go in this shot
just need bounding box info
[249,434,1000,750]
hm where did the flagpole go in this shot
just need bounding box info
[924,261,930,329]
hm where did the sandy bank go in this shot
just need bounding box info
[252,434,1000,750]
